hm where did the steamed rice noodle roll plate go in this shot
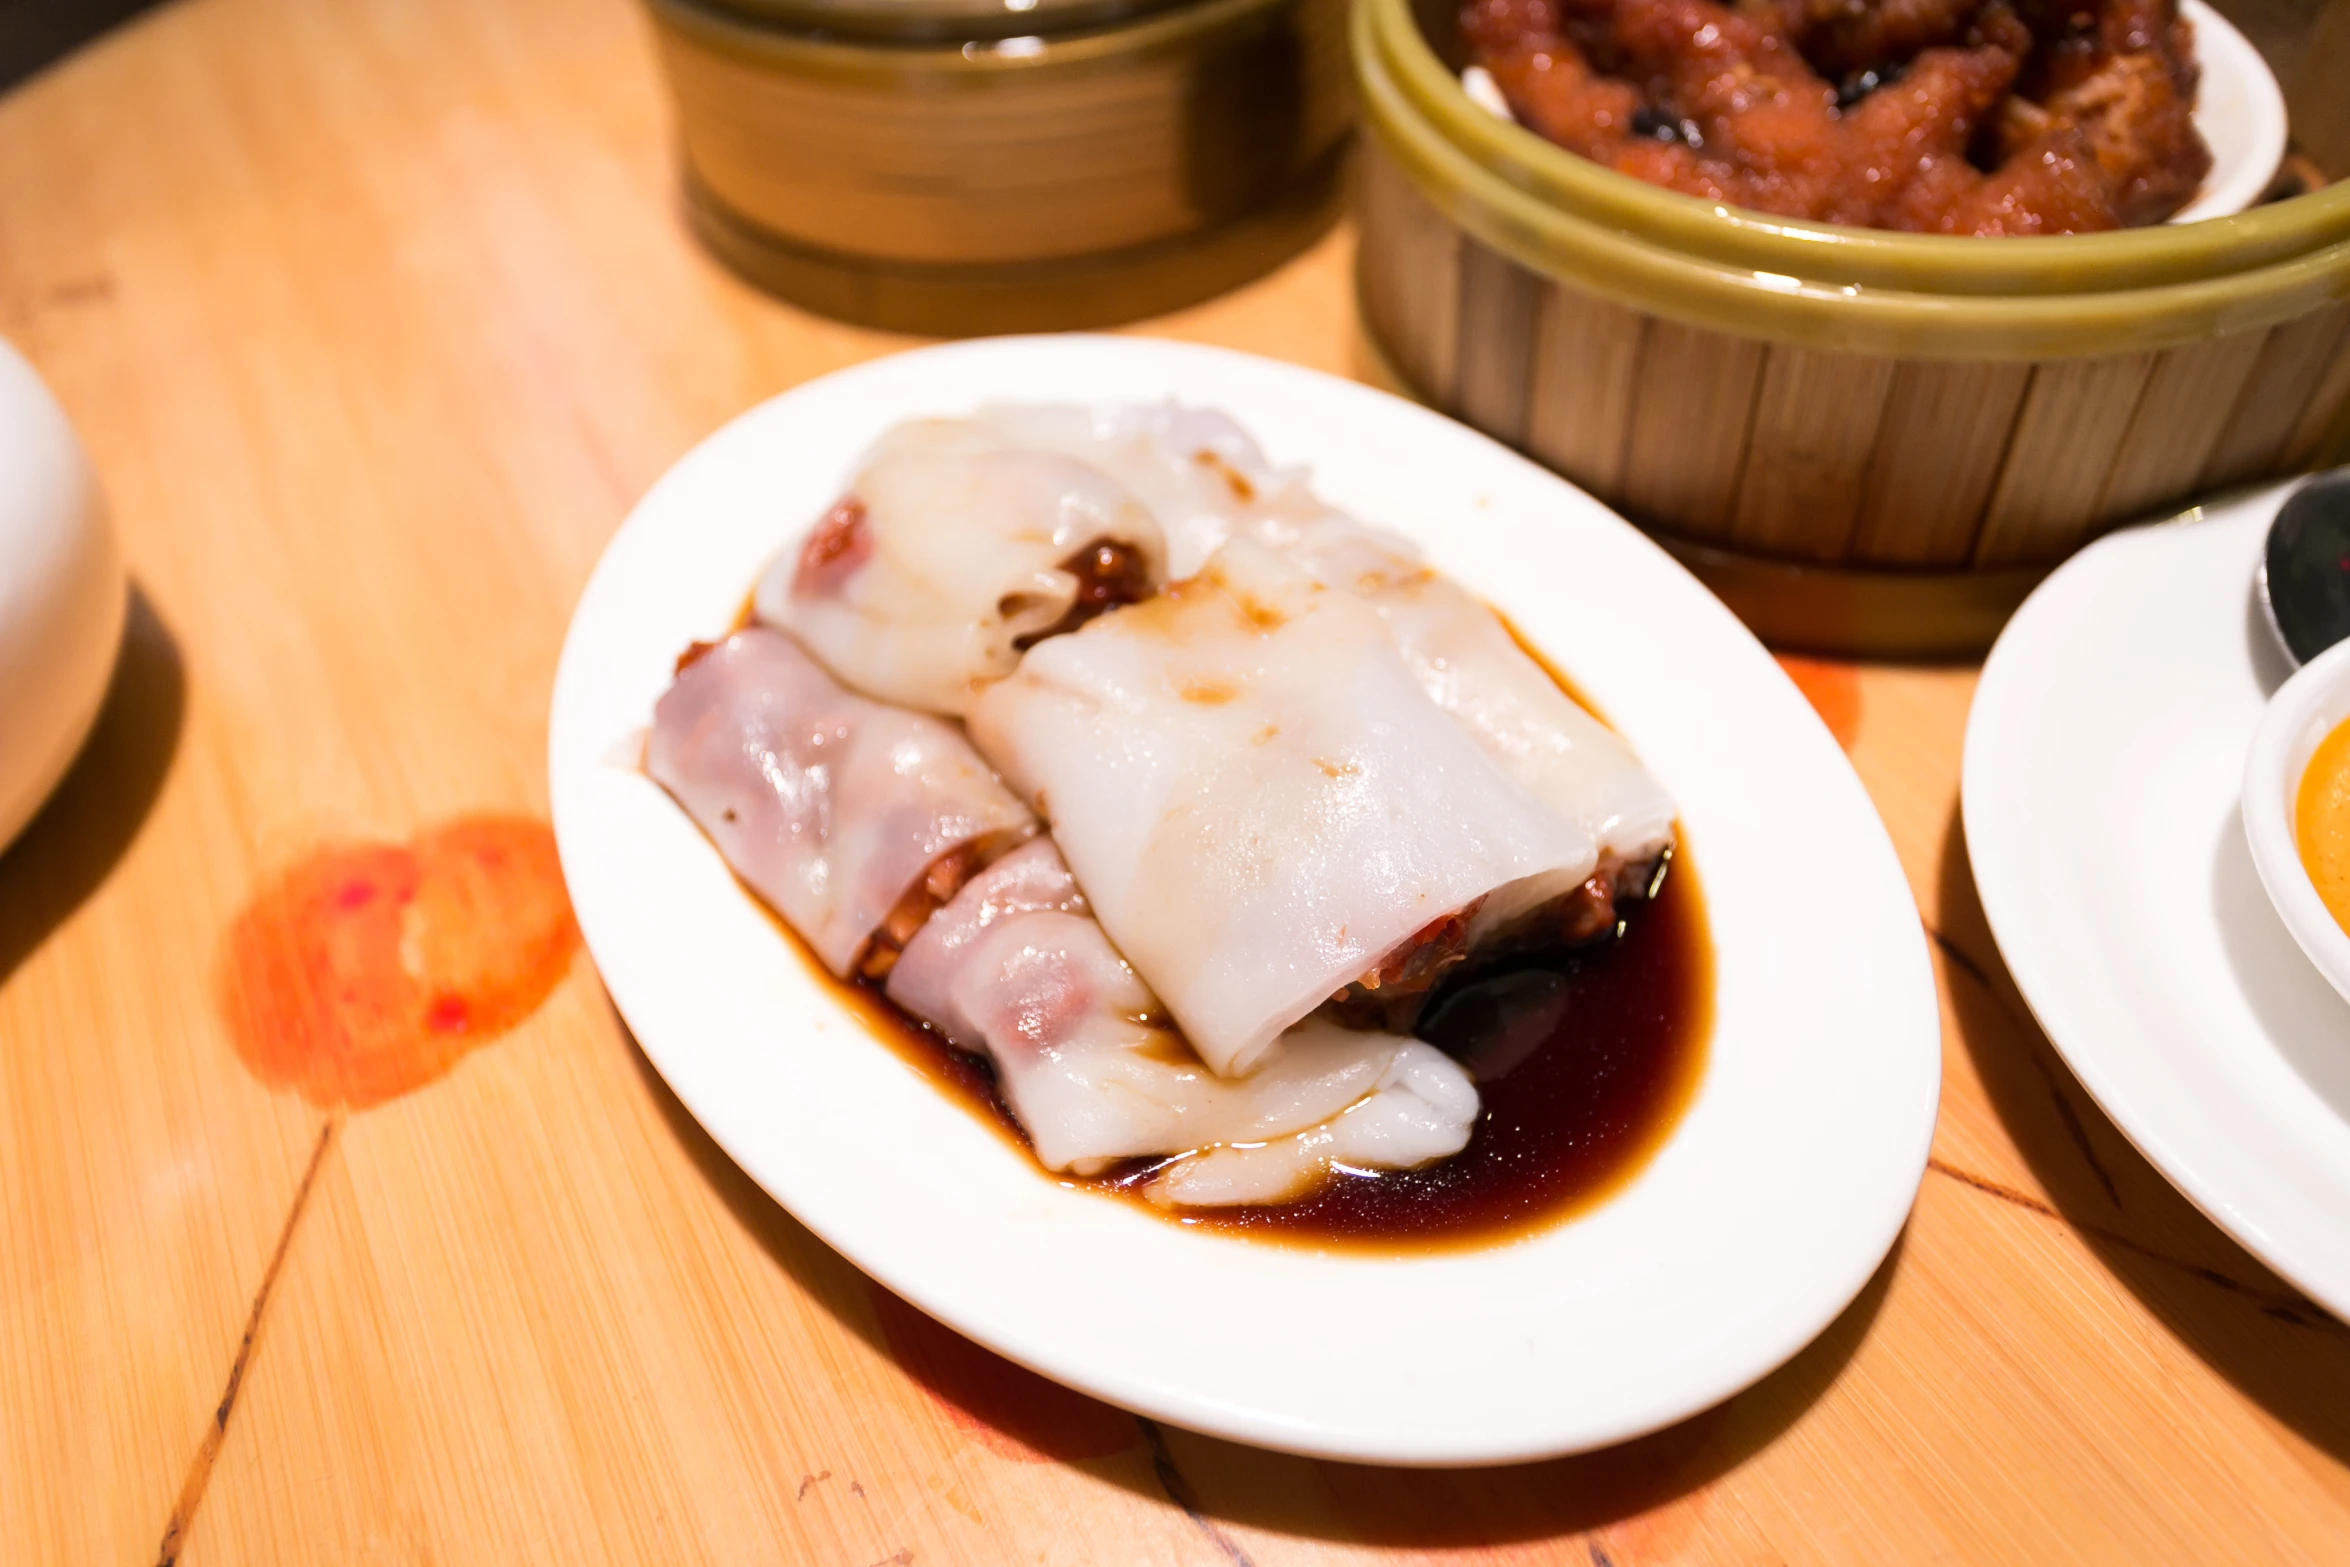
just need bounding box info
[547,335,1939,1463]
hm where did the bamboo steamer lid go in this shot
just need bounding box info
[648,0,1354,332]
[689,0,1200,41]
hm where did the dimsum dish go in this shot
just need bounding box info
[644,402,1711,1241]
[555,338,1944,1458]
[1459,0,2213,233]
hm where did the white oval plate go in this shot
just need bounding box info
[548,336,1940,1464]
[1965,485,2350,1323]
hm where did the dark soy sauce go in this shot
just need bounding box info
[1133,859,1711,1248]
[783,853,1712,1253]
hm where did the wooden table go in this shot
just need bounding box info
[4,0,2348,1560]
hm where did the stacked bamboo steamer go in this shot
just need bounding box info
[1353,0,2350,656]
[648,0,1353,333]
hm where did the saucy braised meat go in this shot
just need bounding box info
[1008,538,1155,651]
[1461,0,2209,232]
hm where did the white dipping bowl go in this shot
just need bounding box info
[2243,635,2350,1007]
[0,339,123,854]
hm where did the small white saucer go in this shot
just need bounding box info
[1966,485,2350,1322]
[2242,635,2350,1008]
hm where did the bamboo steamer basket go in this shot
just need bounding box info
[648,0,1353,333]
[1352,0,2350,656]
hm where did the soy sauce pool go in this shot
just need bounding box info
[803,852,1713,1253]
[1115,855,1711,1249]
[713,600,1711,1249]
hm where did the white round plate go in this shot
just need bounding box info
[1966,485,2350,1323]
[549,336,1939,1464]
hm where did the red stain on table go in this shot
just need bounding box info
[866,1284,1137,1464]
[217,815,578,1109]
[1776,655,1862,751]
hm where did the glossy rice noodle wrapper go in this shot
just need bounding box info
[1145,1041,1482,1207]
[1259,511,1678,891]
[967,538,1599,1077]
[967,403,1676,886]
[885,839,1480,1205]
[965,403,1304,580]
[756,418,1167,716]
[646,627,1035,979]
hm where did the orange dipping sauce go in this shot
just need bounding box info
[2297,715,2350,938]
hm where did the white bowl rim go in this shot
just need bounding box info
[2243,635,2350,1006]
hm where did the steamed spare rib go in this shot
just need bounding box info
[646,627,1035,980]
[967,537,1602,1075]
[886,839,1479,1205]
[1459,0,2209,233]
[757,417,1166,716]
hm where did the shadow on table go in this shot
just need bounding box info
[0,584,183,986]
[1936,806,2350,1468]
[0,0,168,92]
[1152,1234,1898,1550]
[621,981,1899,1546]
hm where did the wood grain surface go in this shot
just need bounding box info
[3,0,2349,1563]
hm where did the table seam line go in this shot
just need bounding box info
[153,1111,342,1567]
[1923,1158,2345,1337]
